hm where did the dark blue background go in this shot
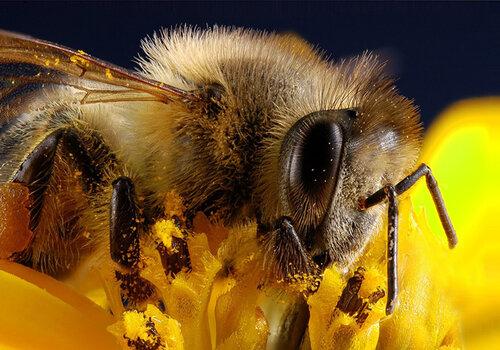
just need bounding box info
[1,1,498,126]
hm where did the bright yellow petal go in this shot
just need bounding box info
[411,97,500,348]
[0,260,119,349]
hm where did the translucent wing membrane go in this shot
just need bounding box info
[0,30,194,116]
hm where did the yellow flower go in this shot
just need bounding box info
[308,198,460,349]
[0,260,119,349]
[412,97,500,348]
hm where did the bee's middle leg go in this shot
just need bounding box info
[109,177,140,268]
[109,176,172,311]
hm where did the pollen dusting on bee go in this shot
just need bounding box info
[69,54,91,68]
[105,68,114,80]
[40,57,61,67]
[278,271,323,294]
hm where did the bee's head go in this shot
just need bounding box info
[272,84,422,269]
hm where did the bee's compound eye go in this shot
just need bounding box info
[283,110,346,219]
[290,120,342,197]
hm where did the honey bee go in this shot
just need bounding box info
[0,27,456,315]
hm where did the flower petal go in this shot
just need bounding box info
[0,260,119,349]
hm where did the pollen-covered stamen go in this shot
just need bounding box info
[152,215,192,277]
[335,267,386,324]
[156,236,191,277]
[122,310,162,350]
[115,270,157,310]
[336,267,365,315]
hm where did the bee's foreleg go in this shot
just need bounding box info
[263,216,312,280]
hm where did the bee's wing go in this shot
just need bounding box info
[0,30,196,122]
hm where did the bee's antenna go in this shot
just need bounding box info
[359,163,458,314]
